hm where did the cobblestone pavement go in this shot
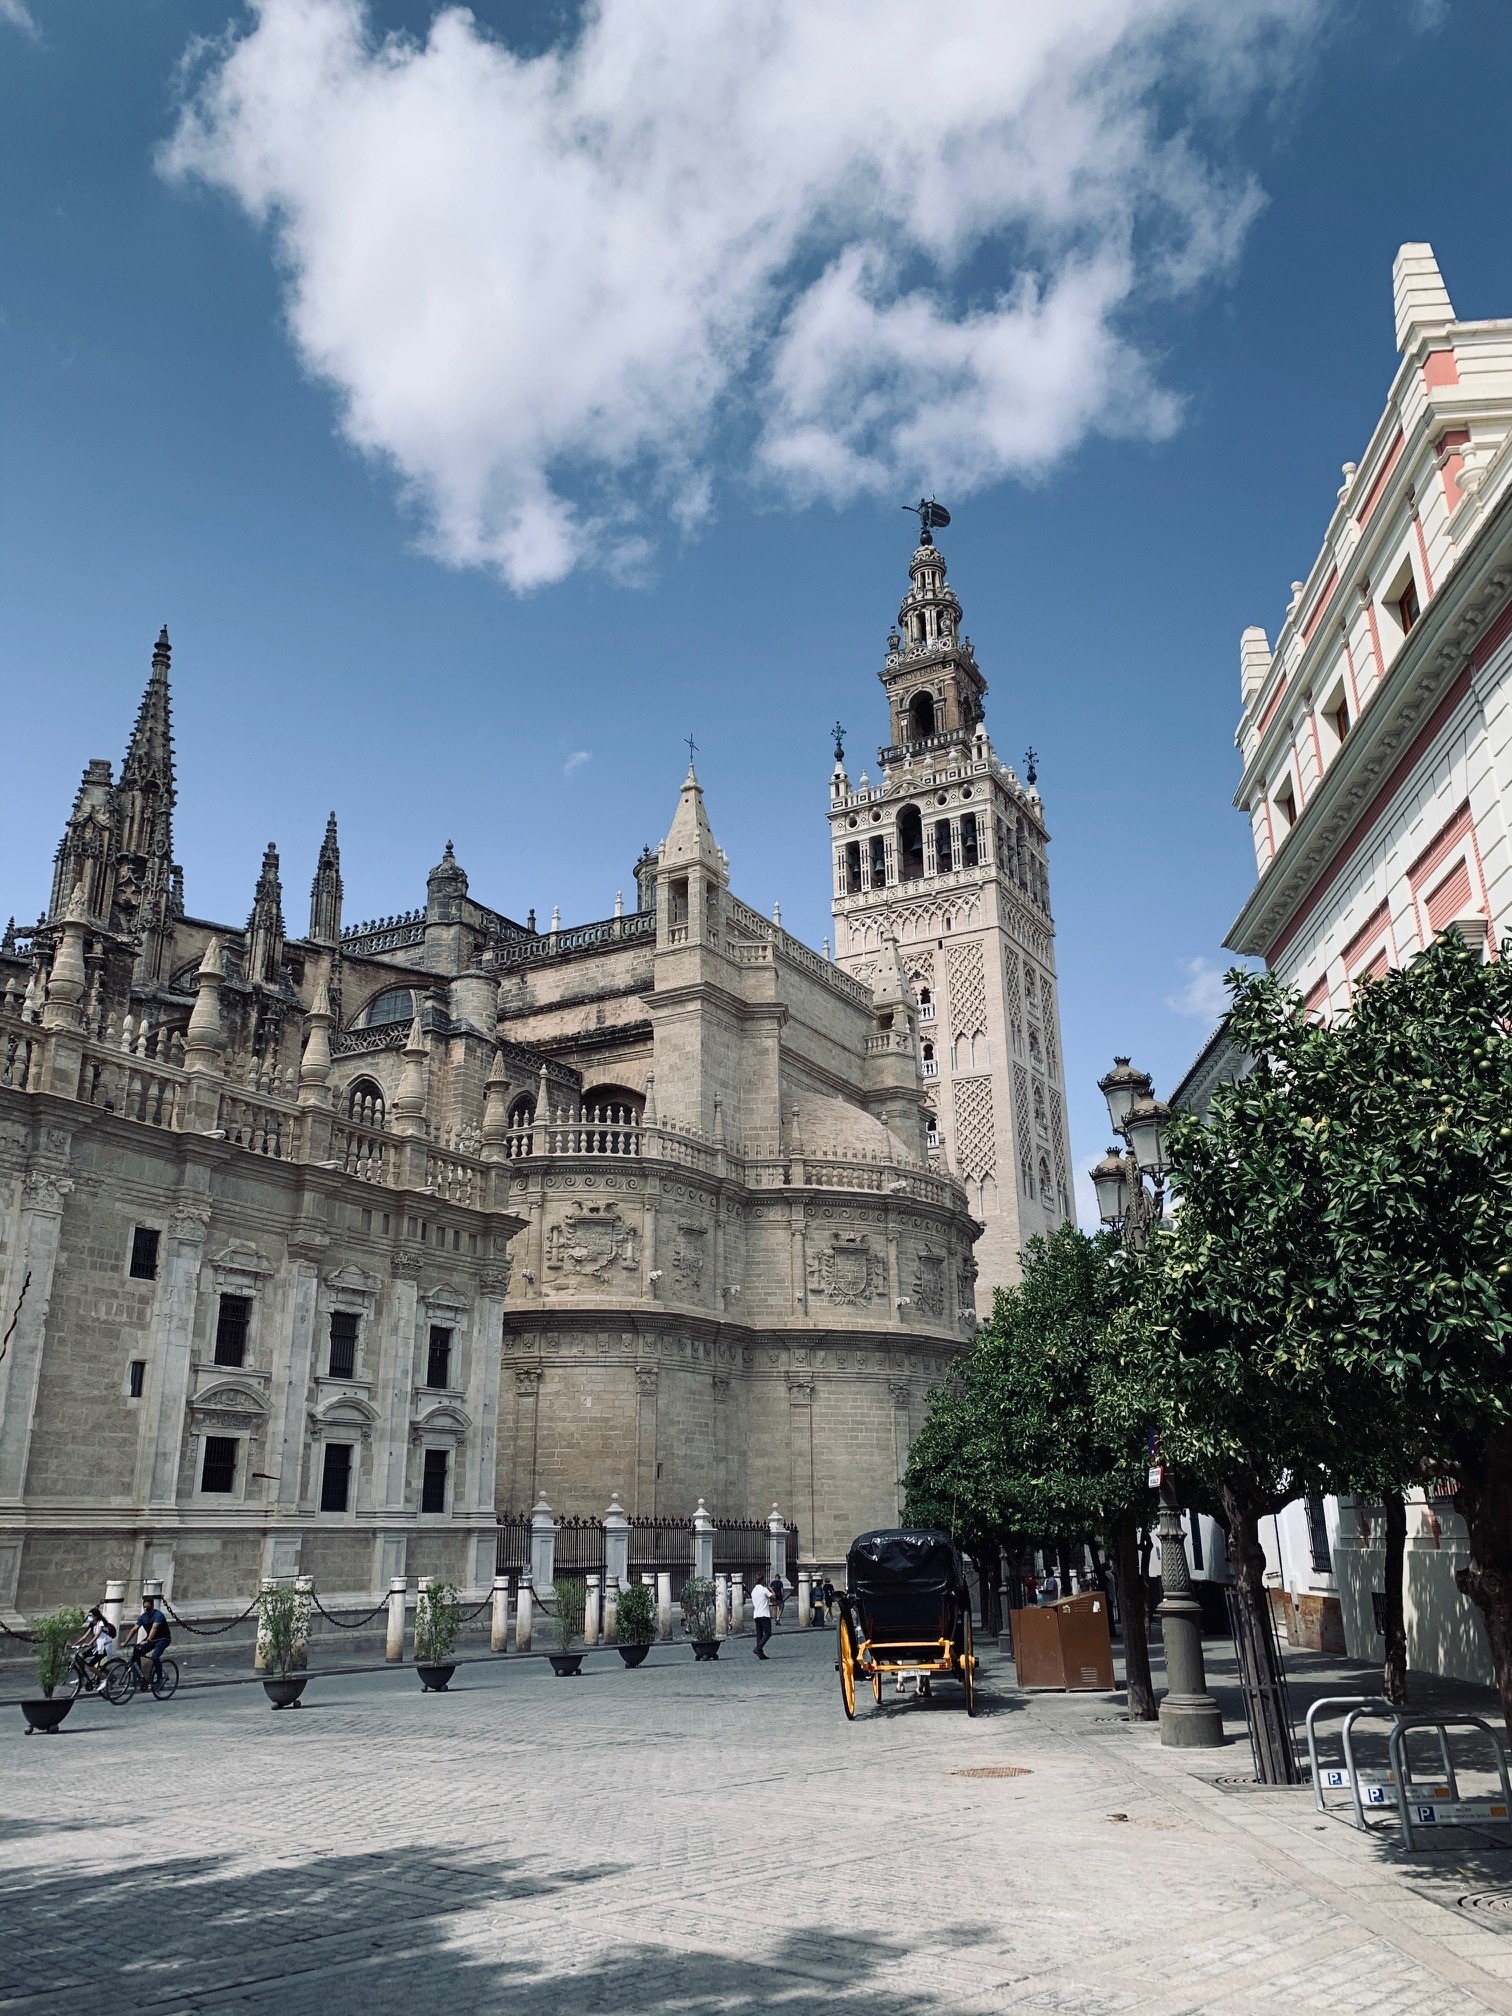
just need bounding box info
[10,1630,1512,2015]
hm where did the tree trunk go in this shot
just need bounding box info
[970,1550,1003,1638]
[1111,1511,1156,1721]
[1381,1489,1408,1707]
[1454,1430,1512,1742]
[1221,1482,1298,1784]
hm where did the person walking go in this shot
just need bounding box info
[751,1576,773,1660]
[770,1574,786,1626]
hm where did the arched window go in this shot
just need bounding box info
[506,1094,536,1157]
[920,1041,938,1079]
[579,1084,643,1154]
[925,1111,940,1149]
[347,1078,385,1130]
[1038,1154,1053,1201]
[361,987,415,1028]
[897,805,924,882]
[908,692,936,739]
[916,984,934,1021]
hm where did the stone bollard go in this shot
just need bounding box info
[292,1574,313,1672]
[254,1576,275,1672]
[102,1577,126,1637]
[768,1503,788,1585]
[729,1573,745,1636]
[656,1571,673,1641]
[584,1573,602,1647]
[530,1496,557,1600]
[714,1574,729,1639]
[386,1577,408,1662]
[691,1496,715,1582]
[415,1576,434,1662]
[798,1569,811,1627]
[490,1574,510,1654]
[604,1576,619,1645]
[515,1573,534,1653]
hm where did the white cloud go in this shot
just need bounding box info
[563,749,592,778]
[1166,955,1231,1022]
[1,0,39,38]
[163,0,1323,589]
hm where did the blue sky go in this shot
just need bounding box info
[3,0,1510,1218]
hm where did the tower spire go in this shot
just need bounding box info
[309,811,343,944]
[246,842,286,985]
[117,625,182,985]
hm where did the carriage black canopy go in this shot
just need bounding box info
[846,1528,971,1602]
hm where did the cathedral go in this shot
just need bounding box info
[0,529,1070,1618]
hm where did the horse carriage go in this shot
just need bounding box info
[836,1527,977,1718]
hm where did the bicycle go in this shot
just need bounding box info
[65,1648,113,1699]
[103,1651,179,1703]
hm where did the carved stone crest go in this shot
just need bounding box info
[807,1232,885,1306]
[912,1249,946,1317]
[671,1224,706,1292]
[545,1201,638,1281]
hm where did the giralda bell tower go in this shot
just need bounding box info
[828,506,1074,1309]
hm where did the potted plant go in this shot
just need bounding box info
[682,1577,720,1660]
[21,1606,85,1733]
[415,1581,463,1691]
[546,1575,586,1676]
[257,1582,310,1709]
[615,1581,655,1667]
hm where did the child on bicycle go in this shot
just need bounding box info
[72,1605,115,1680]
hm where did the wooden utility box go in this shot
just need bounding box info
[1009,1591,1115,1691]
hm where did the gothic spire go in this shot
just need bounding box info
[246,842,286,985]
[117,626,182,984]
[308,811,343,944]
[120,628,176,810]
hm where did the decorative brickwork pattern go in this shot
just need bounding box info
[945,941,987,1040]
[952,1075,995,1181]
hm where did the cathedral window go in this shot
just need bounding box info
[421,1446,450,1514]
[361,988,414,1028]
[921,1041,938,1079]
[897,805,924,882]
[935,820,953,874]
[321,1443,353,1513]
[869,836,887,886]
[917,986,934,1021]
[506,1095,536,1156]
[669,877,689,925]
[580,1085,642,1153]
[200,1436,238,1494]
[844,842,862,894]
[347,1078,385,1129]
[328,1310,359,1380]
[214,1294,251,1368]
[426,1326,453,1390]
[925,1112,939,1148]
[961,814,979,868]
[908,691,936,738]
[1038,1154,1053,1202]
[129,1227,160,1280]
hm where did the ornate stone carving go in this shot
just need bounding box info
[806,1231,886,1306]
[912,1248,946,1317]
[545,1201,638,1281]
[670,1224,706,1292]
[888,1381,912,1409]
[389,1251,421,1279]
[478,1267,512,1295]
[514,1366,543,1394]
[21,1170,73,1212]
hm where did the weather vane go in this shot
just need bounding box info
[1023,746,1038,788]
[832,720,846,765]
[902,496,951,543]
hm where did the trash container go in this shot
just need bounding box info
[1008,1590,1114,1691]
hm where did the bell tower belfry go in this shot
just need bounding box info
[828,517,1074,1308]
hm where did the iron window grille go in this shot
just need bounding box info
[128,1360,146,1398]
[129,1227,160,1280]
[421,1447,449,1514]
[201,1436,237,1493]
[328,1310,359,1379]
[320,1442,353,1513]
[426,1326,453,1390]
[214,1294,251,1368]
[1305,1492,1333,1574]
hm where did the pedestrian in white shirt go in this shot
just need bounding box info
[751,1578,773,1659]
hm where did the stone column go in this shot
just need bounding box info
[786,1377,816,1570]
[385,1577,408,1662]
[474,1267,512,1569]
[767,1503,788,1583]
[530,1497,556,1598]
[691,1495,714,1581]
[515,1572,533,1653]
[271,1254,321,1512]
[382,1255,420,1509]
[584,1572,602,1647]
[604,1491,630,1589]
[0,1167,73,1505]
[490,1574,510,1653]
[889,1382,913,1523]
[656,1570,673,1641]
[511,1367,542,1506]
[254,1577,274,1672]
[714,1573,729,1639]
[292,1573,313,1672]
[603,1577,619,1645]
[102,1578,127,1635]
[729,1572,745,1637]
[633,1370,658,1516]
[415,1575,434,1663]
[798,1568,812,1627]
[146,1199,213,1508]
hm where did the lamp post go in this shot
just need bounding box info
[1096,1057,1223,1750]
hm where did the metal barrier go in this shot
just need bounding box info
[1304,1694,1511,1848]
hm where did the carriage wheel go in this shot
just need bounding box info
[961,1615,977,1716]
[837,1616,858,1721]
[870,1661,883,1705]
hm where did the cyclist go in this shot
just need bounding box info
[72,1605,115,1682]
[122,1594,173,1691]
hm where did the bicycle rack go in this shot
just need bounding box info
[1305,1695,1461,1836]
[1390,1715,1512,1852]
[1306,1696,1396,1826]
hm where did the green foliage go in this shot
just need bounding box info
[35,1606,86,1695]
[415,1581,464,1663]
[255,1582,308,1679]
[615,1579,656,1645]
[905,1223,1155,1554]
[681,1576,717,1640]
[547,1576,585,1654]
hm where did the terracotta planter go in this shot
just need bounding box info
[692,1640,721,1662]
[417,1663,456,1692]
[548,1653,584,1677]
[263,1675,308,1711]
[618,1642,651,1668]
[21,1697,73,1735]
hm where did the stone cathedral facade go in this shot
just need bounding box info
[0,567,1014,1617]
[830,529,1073,1300]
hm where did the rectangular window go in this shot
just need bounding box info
[201,1435,237,1493]
[1274,780,1297,832]
[961,814,979,868]
[869,836,887,887]
[1328,698,1349,747]
[128,1359,146,1398]
[214,1294,251,1368]
[320,1441,353,1513]
[328,1309,359,1379]
[1398,577,1420,634]
[129,1227,160,1280]
[844,840,862,894]
[935,820,953,873]
[1306,1492,1333,1574]
[426,1326,453,1390]
[421,1446,449,1514]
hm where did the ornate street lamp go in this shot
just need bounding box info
[1096,1057,1222,1750]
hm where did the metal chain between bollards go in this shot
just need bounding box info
[0,1616,39,1644]
[161,1596,259,1637]
[309,1593,392,1630]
